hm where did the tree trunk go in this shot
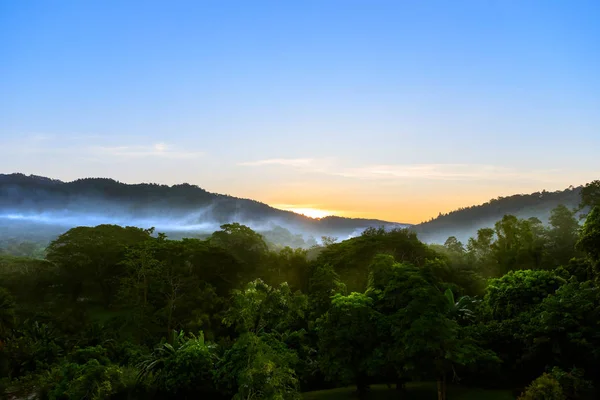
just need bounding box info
[395,377,407,399]
[356,374,369,400]
[443,372,447,400]
[395,376,406,390]
[437,373,447,400]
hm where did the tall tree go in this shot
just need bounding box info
[546,204,580,267]
[317,292,379,397]
[45,224,152,305]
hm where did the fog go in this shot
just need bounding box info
[0,204,407,248]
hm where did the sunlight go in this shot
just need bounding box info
[274,205,337,219]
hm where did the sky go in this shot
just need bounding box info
[1,0,599,223]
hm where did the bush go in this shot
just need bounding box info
[518,373,565,400]
[549,367,593,399]
[138,331,220,397]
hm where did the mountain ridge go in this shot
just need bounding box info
[0,173,407,240]
[0,173,591,246]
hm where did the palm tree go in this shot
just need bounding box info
[444,288,479,323]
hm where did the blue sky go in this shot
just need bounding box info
[1,0,599,222]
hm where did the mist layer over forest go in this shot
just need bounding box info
[0,174,408,248]
[1,173,590,252]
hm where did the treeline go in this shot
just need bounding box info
[413,183,584,242]
[0,182,599,400]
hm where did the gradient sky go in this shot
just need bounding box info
[1,0,599,223]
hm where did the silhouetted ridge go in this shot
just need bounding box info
[413,186,582,242]
[0,174,407,236]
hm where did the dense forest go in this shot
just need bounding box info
[1,180,600,400]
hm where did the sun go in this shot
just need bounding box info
[274,205,336,219]
[289,208,333,219]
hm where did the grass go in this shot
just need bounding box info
[303,383,514,400]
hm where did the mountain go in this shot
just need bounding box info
[412,185,583,243]
[0,173,590,249]
[0,173,409,247]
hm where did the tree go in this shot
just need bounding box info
[546,205,580,267]
[223,279,308,336]
[492,215,546,274]
[523,280,600,385]
[443,288,478,324]
[466,228,497,276]
[481,270,566,321]
[444,236,465,254]
[316,228,436,291]
[577,207,600,273]
[316,292,379,396]
[365,257,496,400]
[210,224,268,281]
[579,180,600,211]
[218,332,301,400]
[46,225,152,305]
[119,237,222,341]
[138,331,219,397]
[0,288,15,338]
[307,263,346,320]
[517,373,565,400]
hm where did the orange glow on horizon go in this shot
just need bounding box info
[273,205,340,219]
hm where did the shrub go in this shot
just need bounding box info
[549,367,593,399]
[518,373,565,400]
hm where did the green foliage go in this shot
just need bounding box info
[492,215,546,274]
[546,205,580,267]
[4,191,600,400]
[445,236,466,254]
[517,373,565,400]
[34,346,136,400]
[46,224,152,305]
[523,280,600,378]
[482,270,566,320]
[316,228,436,291]
[307,263,346,320]
[577,207,600,269]
[218,332,301,400]
[224,279,308,335]
[0,288,16,338]
[579,180,600,211]
[138,331,219,397]
[466,228,497,276]
[316,292,379,387]
[549,367,593,399]
[210,223,269,271]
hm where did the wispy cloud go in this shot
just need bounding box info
[239,158,560,182]
[91,143,204,159]
[333,164,539,181]
[238,158,316,167]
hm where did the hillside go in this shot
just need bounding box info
[413,185,583,243]
[0,173,408,247]
[1,173,593,248]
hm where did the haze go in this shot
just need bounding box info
[2,1,599,223]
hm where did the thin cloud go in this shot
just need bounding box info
[239,158,561,182]
[91,143,204,159]
[239,158,316,167]
[334,164,562,182]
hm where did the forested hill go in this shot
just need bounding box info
[0,173,405,243]
[413,185,583,243]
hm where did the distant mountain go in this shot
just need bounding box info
[0,173,408,246]
[412,185,583,243]
[0,173,591,248]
